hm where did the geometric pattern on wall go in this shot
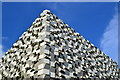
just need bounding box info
[0,10,119,79]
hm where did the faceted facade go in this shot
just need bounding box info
[0,10,119,79]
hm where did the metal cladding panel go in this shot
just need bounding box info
[0,10,119,79]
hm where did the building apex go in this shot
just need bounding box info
[43,9,50,13]
[40,9,51,17]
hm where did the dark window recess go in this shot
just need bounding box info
[35,25,37,27]
[7,52,10,54]
[60,70,65,74]
[20,46,24,49]
[73,40,76,43]
[33,52,38,57]
[28,30,32,33]
[53,15,56,19]
[89,51,94,54]
[59,42,62,46]
[31,76,34,79]
[45,56,50,60]
[20,52,22,55]
[25,67,31,71]
[30,69,35,72]
[61,25,64,29]
[59,62,62,67]
[13,73,16,76]
[65,68,69,71]
[50,36,52,41]
[45,53,50,56]
[78,57,82,60]
[35,34,38,38]
[37,53,40,57]
[54,55,58,61]
[73,53,75,56]
[36,19,40,23]
[66,50,70,53]
[57,36,60,40]
[55,62,59,67]
[50,32,54,35]
[70,48,73,52]
[67,38,70,41]
[18,72,21,76]
[59,30,62,33]
[49,47,52,52]
[8,61,11,64]
[40,26,44,32]
[5,66,8,69]
[10,72,13,75]
[31,42,37,47]
[106,56,109,58]
[65,40,67,45]
[73,73,77,76]
[20,38,25,44]
[33,61,38,64]
[56,42,61,46]
[63,56,66,61]
[90,66,95,70]
[86,45,88,47]
[16,60,19,63]
[47,11,50,14]
[57,62,61,66]
[68,61,72,64]
[60,75,66,79]
[62,49,65,52]
[36,29,39,32]
[32,33,38,38]
[27,37,30,41]
[18,68,20,72]
[56,16,58,19]
[82,67,86,70]
[46,44,50,47]
[59,53,63,58]
[45,41,50,44]
[76,45,79,49]
[46,19,50,21]
[56,31,59,34]
[76,38,79,42]
[34,71,38,74]
[91,46,94,49]
[1,58,4,62]
[39,40,44,44]
[52,24,57,28]
[75,64,78,68]
[53,37,56,41]
[14,45,19,48]
[83,70,88,76]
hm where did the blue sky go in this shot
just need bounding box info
[1,2,119,65]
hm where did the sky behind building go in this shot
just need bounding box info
[1,2,119,64]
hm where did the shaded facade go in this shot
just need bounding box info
[0,10,119,79]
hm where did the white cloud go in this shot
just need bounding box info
[0,44,5,59]
[100,10,118,63]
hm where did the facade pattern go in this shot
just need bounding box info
[0,10,119,79]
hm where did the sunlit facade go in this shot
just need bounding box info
[0,10,119,79]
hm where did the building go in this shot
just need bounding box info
[0,10,119,79]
